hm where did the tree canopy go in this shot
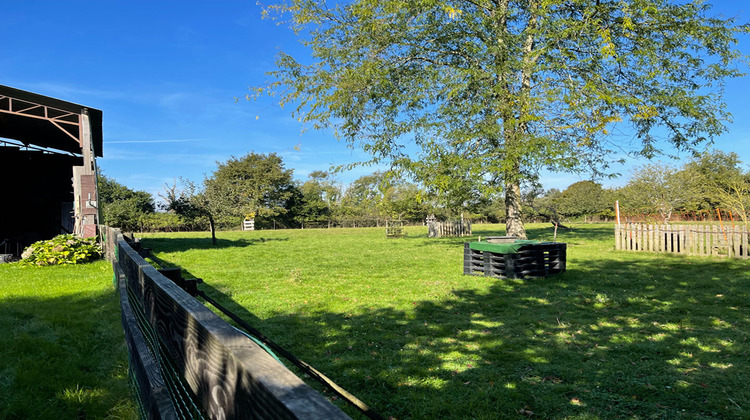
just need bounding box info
[618,163,691,223]
[682,150,750,227]
[254,0,748,238]
[189,153,298,242]
[98,172,154,231]
[556,181,610,221]
[204,152,297,220]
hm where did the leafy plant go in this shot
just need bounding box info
[20,234,101,266]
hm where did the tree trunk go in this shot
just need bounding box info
[501,3,537,241]
[505,177,527,239]
[209,214,217,245]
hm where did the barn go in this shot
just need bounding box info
[0,84,103,258]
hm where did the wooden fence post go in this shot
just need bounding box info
[615,225,620,250]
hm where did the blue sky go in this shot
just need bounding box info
[2,1,749,204]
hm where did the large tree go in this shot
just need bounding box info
[253,0,747,238]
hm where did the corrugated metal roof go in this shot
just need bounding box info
[0,84,103,157]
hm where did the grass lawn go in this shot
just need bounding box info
[0,260,136,419]
[140,223,749,419]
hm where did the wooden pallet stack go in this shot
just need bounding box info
[463,241,566,279]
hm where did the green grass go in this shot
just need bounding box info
[140,223,750,419]
[0,260,136,419]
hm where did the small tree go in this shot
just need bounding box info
[200,153,298,242]
[619,164,691,223]
[556,181,609,222]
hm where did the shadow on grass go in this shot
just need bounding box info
[0,290,133,419]
[142,235,289,254]
[403,223,614,250]
[146,245,750,419]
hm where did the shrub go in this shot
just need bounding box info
[20,234,101,266]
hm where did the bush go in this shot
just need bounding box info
[20,234,101,266]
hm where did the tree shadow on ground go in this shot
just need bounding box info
[152,247,750,419]
[0,291,133,419]
[141,236,289,254]
[404,223,612,250]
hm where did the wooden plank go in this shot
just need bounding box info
[622,223,630,251]
[667,225,674,253]
[663,224,669,252]
[680,225,688,254]
[711,225,719,256]
[671,225,677,254]
[624,223,630,251]
[657,225,663,252]
[647,224,654,252]
[615,225,620,250]
[686,225,693,256]
[743,226,749,258]
[636,223,642,251]
[662,224,669,253]
[692,225,698,256]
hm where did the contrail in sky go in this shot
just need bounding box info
[105,139,205,144]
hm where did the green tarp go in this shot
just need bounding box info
[468,240,542,254]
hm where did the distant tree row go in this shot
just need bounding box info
[98,149,749,237]
[524,150,750,227]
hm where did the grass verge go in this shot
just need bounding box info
[0,260,135,419]
[141,223,749,419]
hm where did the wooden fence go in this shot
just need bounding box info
[428,220,472,238]
[101,226,349,419]
[615,223,749,258]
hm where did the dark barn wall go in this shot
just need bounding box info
[0,147,82,250]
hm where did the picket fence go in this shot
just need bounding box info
[427,220,472,238]
[615,223,749,258]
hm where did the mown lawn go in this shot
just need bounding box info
[0,260,135,419]
[141,223,749,419]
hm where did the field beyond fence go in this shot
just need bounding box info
[136,223,750,419]
[615,223,749,258]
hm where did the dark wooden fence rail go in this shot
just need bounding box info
[615,223,749,259]
[101,226,350,419]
